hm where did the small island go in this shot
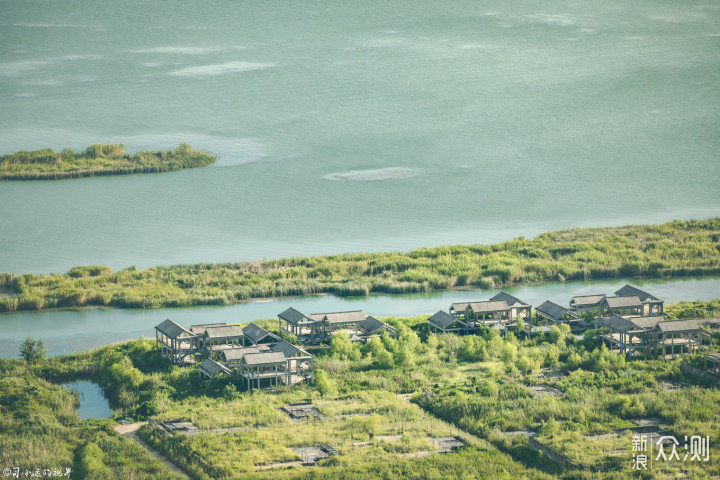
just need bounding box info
[0,143,216,181]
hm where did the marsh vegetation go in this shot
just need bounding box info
[1,219,718,312]
[0,143,215,181]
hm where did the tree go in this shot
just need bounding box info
[19,337,46,363]
[374,349,394,369]
[330,332,360,361]
[395,344,416,369]
[315,370,338,396]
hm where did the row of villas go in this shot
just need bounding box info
[154,285,718,390]
[427,284,718,360]
[154,309,398,390]
[154,320,314,390]
[277,308,397,346]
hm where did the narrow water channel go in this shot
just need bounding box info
[2,275,718,358]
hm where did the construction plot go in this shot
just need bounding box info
[431,436,468,453]
[291,444,339,465]
[150,419,200,436]
[281,402,323,421]
[139,391,471,478]
[536,425,680,470]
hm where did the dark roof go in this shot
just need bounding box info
[490,291,528,307]
[605,296,642,308]
[451,300,510,313]
[598,315,640,333]
[204,325,245,339]
[270,340,311,358]
[155,319,193,338]
[190,323,227,335]
[535,300,578,320]
[571,295,606,307]
[615,284,659,302]
[629,316,664,330]
[707,353,720,362]
[428,311,459,329]
[198,359,231,376]
[243,323,280,344]
[278,307,313,324]
[469,300,509,313]
[243,351,287,366]
[656,320,700,333]
[222,346,261,361]
[310,310,365,324]
[364,316,396,334]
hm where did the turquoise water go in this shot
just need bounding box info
[62,380,112,420]
[2,276,718,358]
[0,0,718,274]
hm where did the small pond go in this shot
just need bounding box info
[63,381,113,420]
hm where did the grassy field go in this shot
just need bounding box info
[0,143,215,181]
[2,303,718,478]
[1,218,719,312]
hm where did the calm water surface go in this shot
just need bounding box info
[0,0,718,274]
[62,380,112,420]
[2,276,718,358]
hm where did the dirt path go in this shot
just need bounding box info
[114,423,190,479]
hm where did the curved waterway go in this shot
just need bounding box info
[1,276,718,358]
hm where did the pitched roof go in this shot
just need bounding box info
[243,323,279,344]
[451,300,510,313]
[535,300,579,320]
[243,351,287,365]
[490,291,528,306]
[469,300,510,313]
[221,346,261,361]
[656,320,700,333]
[190,323,227,335]
[278,307,313,324]
[198,359,231,376]
[628,316,664,330]
[364,316,396,334]
[270,340,311,358]
[155,319,193,338]
[598,315,639,333]
[309,310,365,324]
[606,296,642,308]
[204,325,245,339]
[615,284,659,302]
[428,311,459,329]
[571,295,606,307]
[450,302,471,312]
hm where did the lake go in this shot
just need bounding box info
[0,0,719,274]
[2,275,718,358]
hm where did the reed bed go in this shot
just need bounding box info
[0,143,215,180]
[2,218,719,312]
